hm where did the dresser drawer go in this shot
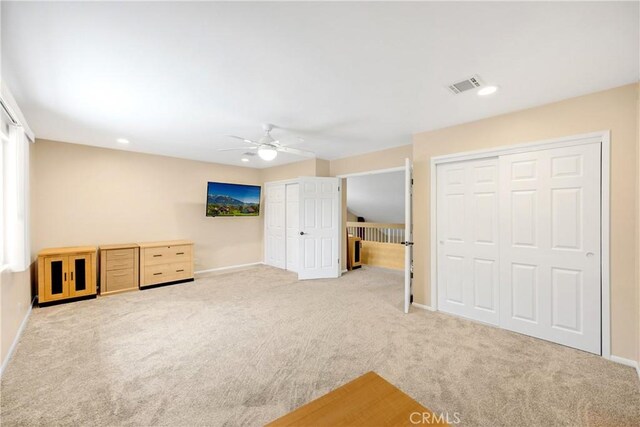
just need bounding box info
[106,257,135,271]
[144,245,192,265]
[105,268,135,293]
[107,248,134,261]
[144,262,192,285]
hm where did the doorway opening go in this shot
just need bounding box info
[339,159,413,313]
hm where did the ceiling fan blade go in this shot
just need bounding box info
[227,135,259,145]
[277,136,306,147]
[276,146,316,158]
[217,147,258,152]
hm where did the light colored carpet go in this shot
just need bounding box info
[1,265,639,426]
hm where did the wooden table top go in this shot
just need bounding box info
[137,239,193,248]
[267,371,448,427]
[99,243,139,250]
[38,246,97,256]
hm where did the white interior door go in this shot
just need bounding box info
[404,158,413,314]
[298,177,341,280]
[265,183,286,269]
[285,183,300,272]
[499,143,601,354]
[436,158,500,325]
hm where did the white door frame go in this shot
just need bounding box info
[429,130,611,359]
[337,164,413,313]
[335,166,405,179]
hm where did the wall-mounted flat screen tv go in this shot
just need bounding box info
[206,182,261,217]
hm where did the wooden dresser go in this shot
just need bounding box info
[99,243,139,295]
[37,246,97,304]
[139,240,194,288]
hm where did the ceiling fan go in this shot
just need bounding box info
[219,124,315,161]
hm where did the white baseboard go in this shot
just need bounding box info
[1,297,34,377]
[609,355,639,369]
[412,302,435,311]
[608,355,640,381]
[194,262,264,275]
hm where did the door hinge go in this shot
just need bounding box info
[338,186,340,191]
[411,178,414,185]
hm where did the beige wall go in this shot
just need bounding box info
[32,140,264,272]
[329,144,412,177]
[316,159,331,177]
[412,83,639,361]
[260,158,317,183]
[31,141,330,273]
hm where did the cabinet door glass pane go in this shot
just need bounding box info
[51,260,64,295]
[74,259,86,291]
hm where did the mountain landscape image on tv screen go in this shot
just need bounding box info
[206,182,261,217]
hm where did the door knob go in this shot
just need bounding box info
[586,252,594,258]
[300,231,305,236]
[439,240,444,245]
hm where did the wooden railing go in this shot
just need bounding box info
[346,222,405,244]
[347,222,405,270]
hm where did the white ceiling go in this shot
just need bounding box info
[2,2,638,168]
[347,171,404,224]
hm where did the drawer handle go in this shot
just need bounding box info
[176,269,184,272]
[176,252,185,255]
[153,254,162,257]
[153,272,163,276]
[112,272,129,277]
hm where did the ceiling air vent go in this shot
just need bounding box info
[447,75,483,94]
[243,151,256,156]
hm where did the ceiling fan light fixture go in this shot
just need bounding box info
[258,146,277,161]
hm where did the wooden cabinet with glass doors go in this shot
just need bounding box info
[37,246,97,304]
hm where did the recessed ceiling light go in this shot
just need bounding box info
[241,158,249,162]
[478,86,498,96]
[116,138,130,144]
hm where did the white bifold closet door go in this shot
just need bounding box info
[265,184,286,269]
[436,142,601,354]
[285,183,300,272]
[437,158,500,325]
[500,143,601,354]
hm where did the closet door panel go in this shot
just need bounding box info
[437,158,499,325]
[265,184,286,269]
[499,143,601,354]
[285,183,300,272]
